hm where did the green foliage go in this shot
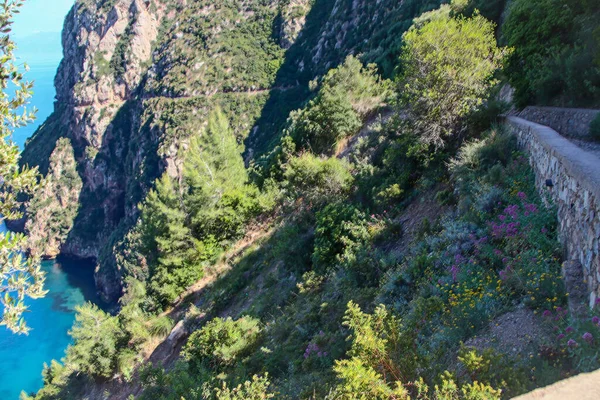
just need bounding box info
[93,51,111,78]
[136,107,271,307]
[288,92,360,155]
[183,316,262,370]
[25,0,600,398]
[313,204,371,272]
[284,154,354,207]
[140,173,208,307]
[590,114,600,141]
[67,303,123,378]
[26,138,82,257]
[399,8,508,148]
[332,302,501,399]
[503,0,600,107]
[138,363,209,400]
[0,0,44,335]
[146,0,284,96]
[184,107,269,243]
[184,108,248,230]
[451,0,507,23]
[110,23,133,80]
[287,56,390,154]
[214,375,274,400]
[458,347,527,396]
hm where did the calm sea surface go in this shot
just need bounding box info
[0,25,105,399]
[0,223,106,399]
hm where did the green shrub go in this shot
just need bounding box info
[148,315,174,337]
[399,7,508,148]
[288,91,361,154]
[138,363,208,400]
[284,154,353,207]
[288,56,390,154]
[503,0,600,107]
[313,203,371,271]
[214,375,274,400]
[66,304,124,378]
[435,189,457,206]
[451,0,507,23]
[458,347,528,396]
[183,316,262,370]
[332,302,502,399]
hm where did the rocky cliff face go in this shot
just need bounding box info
[23,0,164,258]
[22,0,443,302]
[26,138,82,258]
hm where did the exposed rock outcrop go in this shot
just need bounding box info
[21,0,444,302]
[26,138,82,258]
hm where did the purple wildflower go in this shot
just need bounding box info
[567,339,578,348]
[566,326,574,333]
[304,343,320,359]
[525,203,538,213]
[450,265,460,282]
[518,192,527,200]
[505,205,519,219]
[557,333,565,341]
[542,310,552,318]
[592,316,600,325]
[583,332,593,343]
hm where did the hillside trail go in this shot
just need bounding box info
[514,369,600,400]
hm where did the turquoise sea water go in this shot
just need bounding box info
[13,32,63,149]
[0,223,106,399]
[0,2,101,398]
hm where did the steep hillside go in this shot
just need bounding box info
[18,0,600,399]
[21,0,445,301]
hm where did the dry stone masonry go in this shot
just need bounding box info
[504,116,600,308]
[518,106,600,139]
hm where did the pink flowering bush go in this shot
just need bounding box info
[542,305,600,373]
[373,131,568,396]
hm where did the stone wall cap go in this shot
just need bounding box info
[505,116,600,201]
[520,106,600,114]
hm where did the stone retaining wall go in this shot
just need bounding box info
[518,106,599,139]
[504,116,600,307]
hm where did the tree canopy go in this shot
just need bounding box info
[399,7,508,148]
[0,0,44,334]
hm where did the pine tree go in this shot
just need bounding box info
[140,173,206,306]
[66,303,123,378]
[184,107,250,241]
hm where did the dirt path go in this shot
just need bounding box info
[514,369,600,400]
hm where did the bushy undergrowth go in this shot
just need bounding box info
[503,0,600,107]
[26,1,600,399]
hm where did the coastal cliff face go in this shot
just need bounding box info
[23,0,164,262]
[26,138,82,258]
[22,0,443,302]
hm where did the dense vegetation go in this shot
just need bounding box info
[14,0,600,398]
[0,0,45,335]
[503,0,600,107]
[25,138,82,257]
